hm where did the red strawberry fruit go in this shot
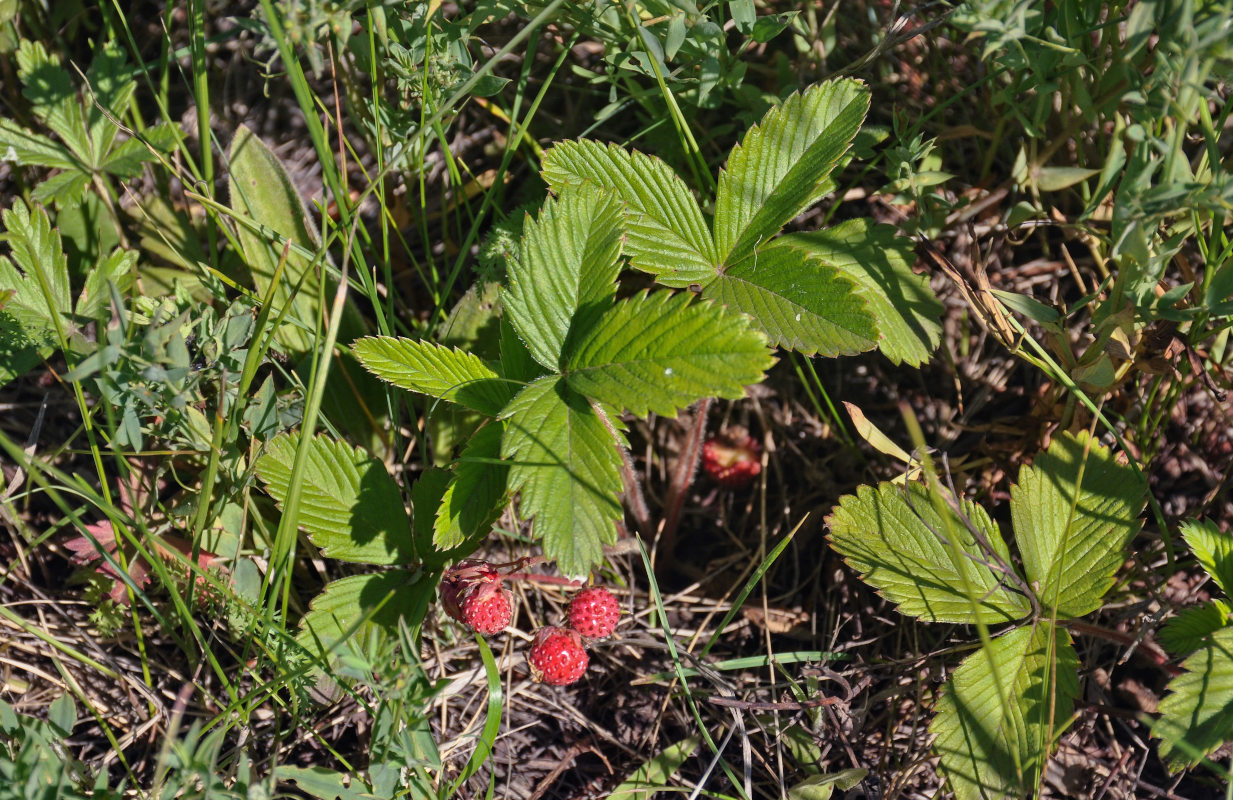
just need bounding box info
[459,585,514,635]
[568,586,621,639]
[701,427,762,488]
[528,626,588,686]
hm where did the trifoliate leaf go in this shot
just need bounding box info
[781,219,943,366]
[502,186,625,371]
[434,421,509,550]
[714,79,870,267]
[296,570,434,666]
[256,432,414,565]
[1155,625,1233,770]
[1011,432,1145,618]
[932,623,1079,800]
[706,242,877,357]
[827,482,1030,624]
[1159,600,1232,656]
[501,376,624,576]
[1180,519,1233,598]
[541,140,717,287]
[352,336,515,417]
[563,291,774,417]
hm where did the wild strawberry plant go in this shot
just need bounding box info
[827,433,1146,799]
[350,77,941,577]
[1153,520,1233,770]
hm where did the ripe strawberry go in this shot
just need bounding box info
[440,559,506,632]
[527,626,588,686]
[568,586,620,639]
[701,427,762,488]
[458,584,513,635]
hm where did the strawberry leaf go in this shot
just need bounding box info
[714,79,870,267]
[352,336,515,416]
[932,623,1079,800]
[434,421,509,550]
[541,140,717,287]
[296,570,434,665]
[501,376,625,576]
[502,186,625,371]
[781,219,944,366]
[1159,600,1232,656]
[1154,625,1233,770]
[563,291,774,417]
[256,433,414,565]
[1011,432,1145,618]
[705,242,877,357]
[1180,519,1233,598]
[826,481,1029,624]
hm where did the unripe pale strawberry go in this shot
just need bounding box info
[528,626,588,686]
[568,586,620,639]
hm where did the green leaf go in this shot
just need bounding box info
[541,140,717,287]
[501,376,624,576]
[781,219,943,365]
[273,766,373,800]
[1180,519,1233,598]
[608,736,700,800]
[228,124,355,358]
[1155,625,1233,770]
[76,248,137,320]
[932,623,1079,800]
[82,41,135,159]
[0,199,72,322]
[826,482,1029,624]
[256,433,414,565]
[295,569,434,665]
[564,291,774,417]
[714,79,870,266]
[434,421,509,550]
[16,40,89,162]
[1011,432,1145,618]
[788,769,869,800]
[0,119,79,170]
[1160,601,1232,657]
[352,336,515,416]
[705,242,877,357]
[502,186,625,370]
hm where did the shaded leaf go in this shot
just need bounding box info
[352,336,515,417]
[932,623,1079,800]
[434,421,509,550]
[502,186,625,370]
[706,242,877,356]
[564,291,774,417]
[827,482,1029,624]
[296,570,434,665]
[228,125,361,357]
[256,433,414,565]
[541,140,716,287]
[1155,625,1233,770]
[1180,519,1233,598]
[1160,601,1232,657]
[501,376,624,576]
[714,79,870,267]
[781,219,943,365]
[608,736,700,800]
[1011,432,1145,618]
